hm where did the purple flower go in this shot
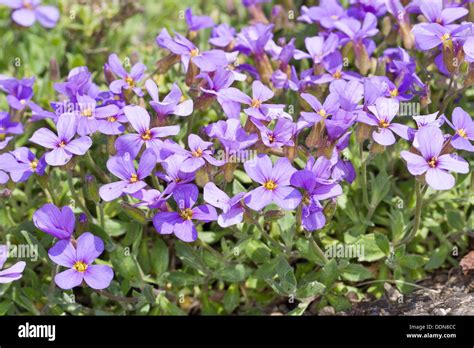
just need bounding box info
[108,54,146,97]
[445,107,474,152]
[236,23,274,57]
[0,112,23,150]
[196,68,246,119]
[204,182,245,227]
[156,154,195,188]
[169,134,224,173]
[0,77,38,111]
[30,114,92,166]
[210,23,236,48]
[0,245,25,284]
[313,51,361,84]
[48,232,114,290]
[1,0,59,28]
[157,29,228,73]
[329,80,364,111]
[401,126,469,190]
[0,147,46,182]
[96,109,128,136]
[411,23,468,51]
[185,8,214,32]
[290,156,342,231]
[153,184,217,242]
[418,0,468,25]
[72,94,121,136]
[294,33,339,65]
[205,118,258,156]
[53,67,99,106]
[145,80,193,122]
[0,169,8,184]
[222,80,276,120]
[357,97,410,146]
[244,154,301,211]
[33,203,75,240]
[99,149,156,202]
[298,0,347,29]
[253,118,296,148]
[299,93,340,126]
[115,106,180,158]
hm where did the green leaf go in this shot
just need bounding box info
[340,264,373,282]
[446,210,464,231]
[425,245,450,271]
[398,254,426,270]
[110,248,141,281]
[223,284,240,313]
[150,238,169,277]
[175,241,207,274]
[244,239,271,264]
[355,234,386,262]
[320,259,339,288]
[296,280,325,299]
[375,232,390,256]
[214,264,248,282]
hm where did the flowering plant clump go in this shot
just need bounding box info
[0,0,473,315]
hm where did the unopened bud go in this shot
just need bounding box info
[49,58,60,81]
[85,174,100,202]
[264,209,285,221]
[120,202,147,224]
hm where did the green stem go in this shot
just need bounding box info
[305,232,328,264]
[398,180,424,246]
[359,143,369,209]
[67,171,92,222]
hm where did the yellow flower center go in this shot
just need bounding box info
[318,109,327,118]
[20,99,26,105]
[192,148,203,157]
[379,119,390,128]
[23,1,33,10]
[330,15,339,20]
[268,134,276,143]
[59,141,66,147]
[332,71,342,79]
[457,128,467,138]
[82,108,93,117]
[125,76,135,87]
[180,208,194,220]
[190,49,200,57]
[107,116,117,122]
[130,173,138,183]
[141,129,152,141]
[428,157,437,168]
[389,88,399,97]
[263,180,277,191]
[441,33,451,42]
[29,159,38,171]
[251,98,262,108]
[73,261,88,273]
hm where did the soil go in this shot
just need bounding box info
[344,269,474,316]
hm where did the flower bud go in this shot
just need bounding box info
[195,167,210,187]
[85,174,100,202]
[224,162,237,183]
[264,209,285,221]
[155,53,180,74]
[120,202,147,224]
[49,58,60,81]
[369,142,385,155]
[255,54,274,85]
[356,123,372,143]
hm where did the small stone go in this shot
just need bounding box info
[319,306,335,316]
[432,308,447,316]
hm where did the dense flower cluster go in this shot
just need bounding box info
[0,0,472,292]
